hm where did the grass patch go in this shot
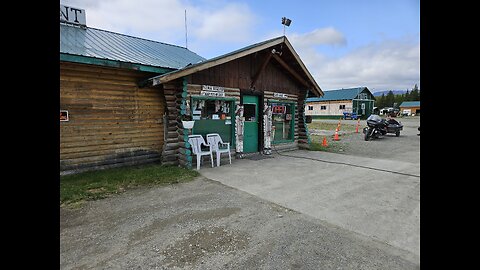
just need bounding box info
[60,164,199,207]
[307,121,357,133]
[308,134,351,153]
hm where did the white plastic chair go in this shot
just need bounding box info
[188,135,214,170]
[206,133,232,167]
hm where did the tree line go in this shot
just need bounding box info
[375,84,420,109]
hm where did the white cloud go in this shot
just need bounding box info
[295,38,420,91]
[190,3,257,42]
[290,27,347,48]
[61,0,257,48]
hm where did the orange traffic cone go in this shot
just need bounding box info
[355,119,360,133]
[322,136,328,147]
[333,128,340,141]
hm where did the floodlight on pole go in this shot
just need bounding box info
[281,17,292,36]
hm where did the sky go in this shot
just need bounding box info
[61,0,420,93]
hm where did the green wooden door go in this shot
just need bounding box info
[243,95,259,153]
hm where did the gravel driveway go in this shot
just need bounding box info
[61,177,418,269]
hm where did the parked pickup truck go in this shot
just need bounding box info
[343,112,358,120]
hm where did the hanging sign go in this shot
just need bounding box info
[201,85,225,97]
[274,92,288,99]
[60,4,86,26]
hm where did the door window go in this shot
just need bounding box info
[244,104,256,122]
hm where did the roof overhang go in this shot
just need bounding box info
[60,53,175,74]
[145,36,323,97]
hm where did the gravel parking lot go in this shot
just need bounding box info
[309,116,420,163]
[60,116,420,269]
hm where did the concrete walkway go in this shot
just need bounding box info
[199,150,420,262]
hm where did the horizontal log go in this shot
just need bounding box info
[60,69,140,85]
[163,89,178,95]
[162,153,178,161]
[167,131,179,138]
[167,126,178,132]
[178,154,193,162]
[61,140,163,156]
[165,137,180,144]
[61,150,161,165]
[60,132,163,145]
[163,143,180,151]
[161,160,178,166]
[162,149,177,156]
[178,148,192,156]
[61,155,161,173]
[61,124,162,136]
[165,95,176,101]
[60,75,139,87]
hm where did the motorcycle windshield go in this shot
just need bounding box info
[367,114,382,122]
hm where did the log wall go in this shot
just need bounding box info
[60,62,165,174]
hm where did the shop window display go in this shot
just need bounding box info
[270,102,294,142]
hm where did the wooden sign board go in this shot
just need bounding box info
[274,92,288,99]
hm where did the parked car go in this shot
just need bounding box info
[343,112,358,120]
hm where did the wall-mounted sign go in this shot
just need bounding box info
[201,85,225,97]
[60,110,69,122]
[272,105,286,114]
[274,92,288,99]
[60,4,86,26]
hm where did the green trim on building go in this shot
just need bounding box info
[190,96,237,147]
[267,100,296,145]
[60,53,175,74]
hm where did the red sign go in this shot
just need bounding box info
[272,105,286,114]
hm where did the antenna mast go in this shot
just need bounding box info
[185,9,188,49]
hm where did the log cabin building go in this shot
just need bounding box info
[60,22,205,174]
[60,21,323,173]
[143,36,324,168]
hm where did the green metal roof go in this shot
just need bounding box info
[306,87,370,102]
[400,101,420,107]
[60,23,206,71]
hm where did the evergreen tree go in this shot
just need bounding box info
[404,90,410,101]
[410,84,420,101]
[386,90,395,107]
[396,91,405,106]
[377,93,386,108]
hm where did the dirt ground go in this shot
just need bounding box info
[60,116,420,270]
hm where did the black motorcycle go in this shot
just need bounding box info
[363,114,403,141]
